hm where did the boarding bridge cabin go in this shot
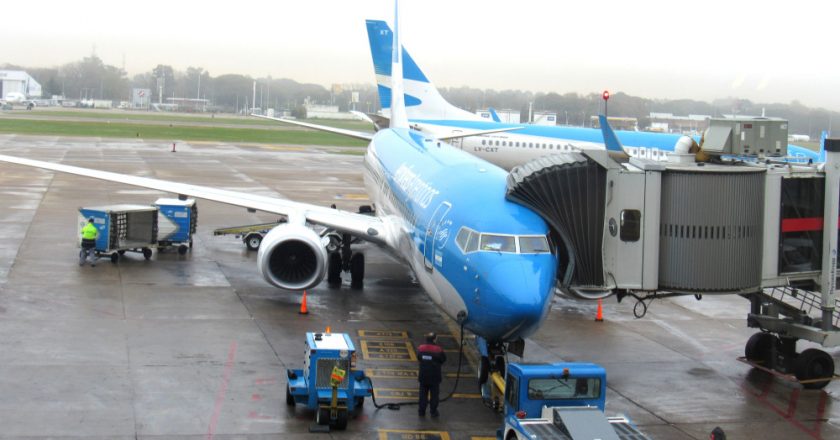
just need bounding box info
[507,118,839,388]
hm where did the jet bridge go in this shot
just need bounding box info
[506,118,839,388]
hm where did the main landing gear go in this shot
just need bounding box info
[325,205,371,289]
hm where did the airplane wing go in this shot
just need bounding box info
[251,114,374,141]
[434,125,525,141]
[0,153,388,245]
[253,113,521,143]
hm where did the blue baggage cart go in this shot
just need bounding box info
[78,205,158,263]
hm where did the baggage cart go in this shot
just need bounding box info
[78,205,158,263]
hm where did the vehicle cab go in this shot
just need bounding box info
[504,362,607,419]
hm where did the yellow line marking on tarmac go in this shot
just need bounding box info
[365,368,418,379]
[360,340,417,361]
[373,388,481,400]
[358,330,409,339]
[472,437,497,440]
[378,429,452,440]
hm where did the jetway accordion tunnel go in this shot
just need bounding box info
[507,153,766,296]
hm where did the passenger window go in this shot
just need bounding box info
[620,209,641,242]
[495,140,500,146]
[519,236,550,253]
[481,139,486,146]
[502,141,507,146]
[515,142,520,147]
[529,143,533,148]
[456,227,471,251]
[480,234,516,252]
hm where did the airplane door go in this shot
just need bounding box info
[423,201,452,271]
[449,130,463,148]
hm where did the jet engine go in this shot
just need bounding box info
[257,224,328,290]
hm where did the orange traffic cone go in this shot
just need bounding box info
[299,290,309,315]
[595,298,604,322]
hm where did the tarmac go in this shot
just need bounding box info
[0,134,837,439]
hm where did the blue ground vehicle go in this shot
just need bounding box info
[285,331,372,431]
[499,363,649,440]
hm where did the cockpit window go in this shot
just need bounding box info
[519,236,551,253]
[480,234,516,253]
[456,227,480,253]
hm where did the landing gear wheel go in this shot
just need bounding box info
[327,252,342,287]
[142,248,152,260]
[110,253,119,264]
[178,244,188,255]
[285,386,295,406]
[244,233,263,251]
[333,409,348,430]
[350,252,365,289]
[745,332,776,365]
[478,356,490,385]
[795,348,835,389]
[316,407,330,425]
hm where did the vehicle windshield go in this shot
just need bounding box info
[480,234,516,252]
[527,377,601,400]
[519,236,550,253]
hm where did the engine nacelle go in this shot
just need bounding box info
[257,224,328,290]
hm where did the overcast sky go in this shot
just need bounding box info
[4,0,838,110]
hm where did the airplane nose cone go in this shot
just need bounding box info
[480,259,555,340]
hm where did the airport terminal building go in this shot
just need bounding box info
[0,70,42,98]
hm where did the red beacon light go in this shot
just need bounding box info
[602,90,610,101]
[516,410,527,419]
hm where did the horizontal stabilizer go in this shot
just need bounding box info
[251,114,374,141]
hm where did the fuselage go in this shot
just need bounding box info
[412,119,820,168]
[362,128,557,342]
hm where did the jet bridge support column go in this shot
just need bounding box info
[820,138,840,330]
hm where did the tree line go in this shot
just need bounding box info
[3,56,835,139]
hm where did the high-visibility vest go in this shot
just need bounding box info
[81,223,98,240]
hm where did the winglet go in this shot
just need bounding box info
[598,114,629,159]
[388,0,409,129]
[819,130,829,162]
[488,107,501,123]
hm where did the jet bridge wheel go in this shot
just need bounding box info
[350,252,365,289]
[745,332,777,366]
[795,349,835,389]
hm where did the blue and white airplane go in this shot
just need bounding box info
[0,2,556,377]
[363,20,822,167]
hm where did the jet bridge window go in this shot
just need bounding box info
[480,234,516,253]
[620,209,641,242]
[528,377,601,400]
[518,236,551,253]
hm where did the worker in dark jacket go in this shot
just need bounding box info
[417,332,446,417]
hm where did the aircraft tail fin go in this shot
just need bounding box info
[365,19,482,121]
[488,107,501,123]
[599,115,629,159]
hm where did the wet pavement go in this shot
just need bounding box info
[0,134,837,439]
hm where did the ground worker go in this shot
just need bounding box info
[80,217,99,266]
[417,332,446,417]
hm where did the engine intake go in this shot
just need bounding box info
[257,224,328,290]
